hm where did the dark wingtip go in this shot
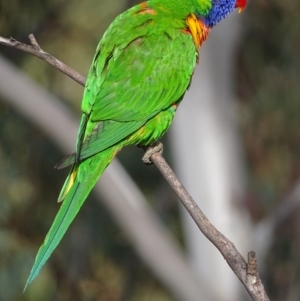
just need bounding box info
[55,153,76,170]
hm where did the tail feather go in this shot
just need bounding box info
[55,153,75,170]
[57,165,78,203]
[24,146,120,291]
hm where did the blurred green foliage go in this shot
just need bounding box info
[238,0,300,214]
[237,0,300,299]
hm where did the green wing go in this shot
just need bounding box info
[57,8,198,169]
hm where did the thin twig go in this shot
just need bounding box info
[0,34,270,301]
[0,35,85,86]
[28,34,41,50]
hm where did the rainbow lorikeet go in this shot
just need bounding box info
[25,0,246,289]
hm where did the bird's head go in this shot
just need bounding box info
[194,0,247,27]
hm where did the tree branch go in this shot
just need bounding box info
[0,35,85,86]
[150,152,269,301]
[0,34,270,301]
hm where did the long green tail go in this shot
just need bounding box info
[24,146,119,290]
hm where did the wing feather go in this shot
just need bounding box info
[59,6,198,167]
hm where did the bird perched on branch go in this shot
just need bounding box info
[25,0,246,289]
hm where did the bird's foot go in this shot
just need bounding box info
[142,141,163,165]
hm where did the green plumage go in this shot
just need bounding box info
[25,0,241,289]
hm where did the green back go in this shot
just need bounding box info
[76,3,198,162]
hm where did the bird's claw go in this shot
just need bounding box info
[142,141,163,165]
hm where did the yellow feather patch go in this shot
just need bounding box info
[185,14,210,49]
[67,167,78,192]
[58,166,78,203]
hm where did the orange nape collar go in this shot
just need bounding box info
[184,14,210,49]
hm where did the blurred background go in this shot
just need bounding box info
[1,0,300,300]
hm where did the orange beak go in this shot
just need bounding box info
[235,0,247,13]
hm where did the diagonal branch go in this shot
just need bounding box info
[0,35,85,86]
[150,152,269,301]
[0,34,270,301]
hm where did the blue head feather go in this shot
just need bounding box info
[200,0,237,27]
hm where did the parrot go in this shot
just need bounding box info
[25,0,246,289]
